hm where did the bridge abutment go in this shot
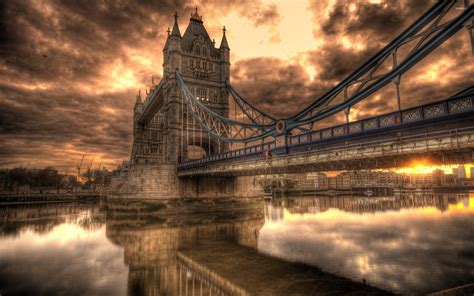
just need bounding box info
[179,175,264,198]
[109,163,264,199]
[109,163,180,199]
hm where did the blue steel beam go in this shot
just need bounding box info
[289,0,457,122]
[289,4,474,129]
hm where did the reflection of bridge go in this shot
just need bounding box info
[264,193,469,220]
[105,207,385,295]
[111,2,474,198]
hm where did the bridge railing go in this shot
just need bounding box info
[288,93,473,147]
[178,93,473,169]
[178,125,474,175]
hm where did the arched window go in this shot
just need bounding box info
[202,46,207,57]
[197,88,207,101]
[196,60,201,69]
[195,45,200,55]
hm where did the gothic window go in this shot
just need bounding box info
[204,62,208,70]
[196,88,207,100]
[202,46,207,57]
[144,145,150,154]
[151,131,158,140]
[195,45,200,55]
[151,145,158,154]
[213,91,218,102]
[189,59,193,68]
[196,60,201,69]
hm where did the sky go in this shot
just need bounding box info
[0,0,473,173]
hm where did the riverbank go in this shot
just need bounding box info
[0,192,103,204]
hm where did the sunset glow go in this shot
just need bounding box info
[0,0,473,172]
[395,163,474,178]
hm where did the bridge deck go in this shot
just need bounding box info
[178,93,474,176]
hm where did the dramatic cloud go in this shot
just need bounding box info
[0,0,472,172]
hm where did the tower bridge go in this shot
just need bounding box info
[110,2,474,199]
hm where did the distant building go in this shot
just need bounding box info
[287,173,314,189]
[278,167,466,191]
[306,172,328,189]
[452,165,466,178]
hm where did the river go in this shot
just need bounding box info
[0,192,473,295]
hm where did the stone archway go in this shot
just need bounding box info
[184,134,219,161]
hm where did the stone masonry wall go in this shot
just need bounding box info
[109,163,179,199]
[109,164,264,200]
[179,175,263,198]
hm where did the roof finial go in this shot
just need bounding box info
[220,26,229,49]
[135,89,143,105]
[167,27,170,35]
[190,6,202,21]
[151,75,154,85]
[171,12,181,37]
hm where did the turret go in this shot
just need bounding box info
[169,12,182,73]
[170,12,181,38]
[219,26,230,80]
[134,90,143,114]
[219,26,230,51]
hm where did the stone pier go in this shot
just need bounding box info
[109,163,264,200]
[179,175,263,198]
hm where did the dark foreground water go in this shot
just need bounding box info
[0,193,473,295]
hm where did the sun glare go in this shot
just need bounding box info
[394,162,473,177]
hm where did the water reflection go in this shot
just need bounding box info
[260,193,474,294]
[105,209,264,295]
[0,194,472,295]
[0,203,126,295]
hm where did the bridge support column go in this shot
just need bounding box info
[179,175,264,198]
[108,163,180,199]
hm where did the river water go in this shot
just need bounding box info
[0,192,473,295]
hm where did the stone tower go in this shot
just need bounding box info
[110,8,244,199]
[131,8,230,165]
[130,90,166,165]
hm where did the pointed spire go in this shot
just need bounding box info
[220,26,229,49]
[171,12,181,37]
[135,90,142,105]
[190,7,202,22]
